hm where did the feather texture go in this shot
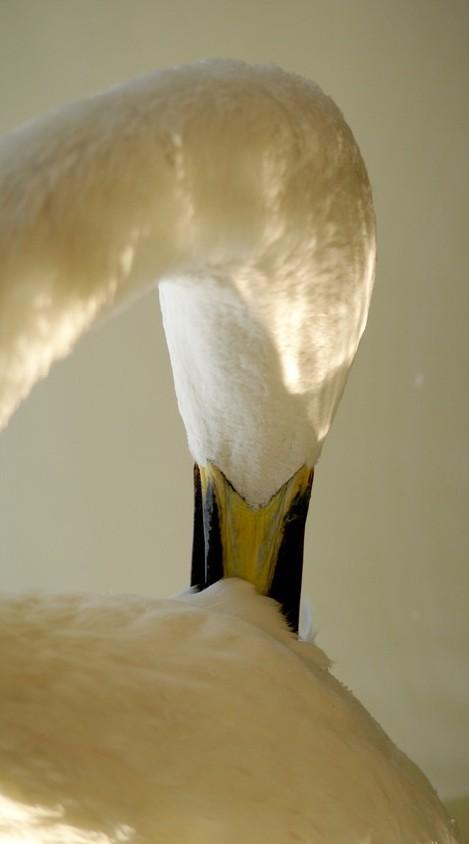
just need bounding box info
[0,581,459,842]
[0,59,375,504]
[0,60,459,842]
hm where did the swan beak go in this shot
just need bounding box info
[190,463,314,632]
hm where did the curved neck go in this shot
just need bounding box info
[0,61,375,448]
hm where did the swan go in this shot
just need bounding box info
[0,60,460,843]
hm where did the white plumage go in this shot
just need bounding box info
[0,60,459,842]
[0,59,374,503]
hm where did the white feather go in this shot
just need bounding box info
[0,59,374,504]
[0,581,459,843]
[0,60,459,842]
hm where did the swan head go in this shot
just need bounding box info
[0,60,375,628]
[157,62,375,506]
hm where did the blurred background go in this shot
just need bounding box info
[0,0,468,835]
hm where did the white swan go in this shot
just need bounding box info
[0,60,459,842]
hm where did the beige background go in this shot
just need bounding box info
[0,0,468,832]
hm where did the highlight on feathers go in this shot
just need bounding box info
[0,59,375,504]
[0,60,460,843]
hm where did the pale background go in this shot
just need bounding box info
[0,0,468,833]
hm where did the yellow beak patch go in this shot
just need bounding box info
[191,462,314,631]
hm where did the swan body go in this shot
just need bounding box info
[0,581,458,843]
[0,61,459,841]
